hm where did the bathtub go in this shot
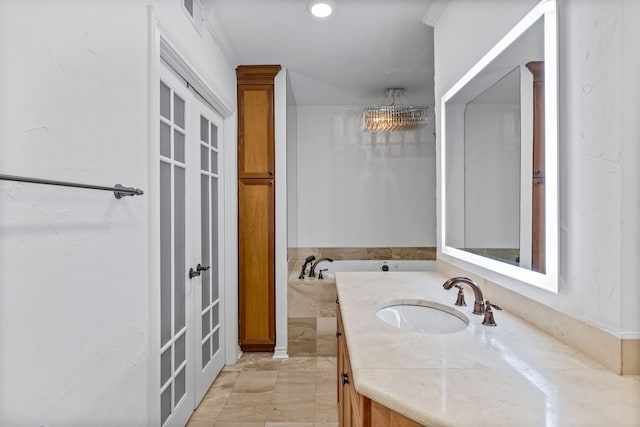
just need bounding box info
[318,259,435,279]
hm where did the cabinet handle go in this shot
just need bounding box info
[336,331,342,338]
[269,170,273,176]
[341,372,349,385]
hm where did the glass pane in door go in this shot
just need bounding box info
[160,385,172,425]
[202,337,211,368]
[160,82,170,120]
[175,333,185,370]
[200,175,210,310]
[211,180,218,302]
[174,166,185,333]
[160,162,172,346]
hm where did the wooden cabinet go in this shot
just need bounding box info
[337,306,421,427]
[237,65,280,352]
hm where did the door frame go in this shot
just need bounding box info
[147,8,238,426]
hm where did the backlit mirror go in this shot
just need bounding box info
[440,0,558,292]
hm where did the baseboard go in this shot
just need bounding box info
[273,346,289,359]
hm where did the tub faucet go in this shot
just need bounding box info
[299,255,316,279]
[443,277,485,315]
[310,257,334,278]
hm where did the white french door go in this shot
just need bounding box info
[193,100,225,402]
[159,64,225,427]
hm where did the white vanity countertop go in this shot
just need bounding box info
[336,271,640,427]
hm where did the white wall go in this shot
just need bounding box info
[434,0,640,336]
[292,106,436,248]
[286,78,298,247]
[0,1,236,425]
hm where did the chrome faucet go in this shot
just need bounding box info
[442,277,485,315]
[309,257,334,278]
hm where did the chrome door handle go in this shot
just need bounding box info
[197,263,210,272]
[189,263,210,279]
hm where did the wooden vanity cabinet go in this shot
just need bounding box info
[237,65,280,352]
[338,307,369,426]
[337,306,422,427]
[370,401,423,427]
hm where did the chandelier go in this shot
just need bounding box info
[362,88,430,132]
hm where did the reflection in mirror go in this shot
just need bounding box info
[441,0,558,292]
[463,66,523,267]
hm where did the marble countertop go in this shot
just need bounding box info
[335,271,640,427]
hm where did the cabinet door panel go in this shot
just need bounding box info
[238,178,275,350]
[238,85,275,178]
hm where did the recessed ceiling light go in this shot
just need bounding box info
[308,1,335,18]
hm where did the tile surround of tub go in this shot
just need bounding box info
[287,247,436,357]
[286,277,336,357]
[437,258,640,375]
[288,247,437,261]
[288,318,317,356]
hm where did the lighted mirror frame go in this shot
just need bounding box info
[440,0,558,293]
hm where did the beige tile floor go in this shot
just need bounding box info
[187,353,338,427]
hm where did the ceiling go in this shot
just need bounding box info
[207,0,435,106]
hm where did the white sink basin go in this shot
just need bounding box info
[376,300,469,334]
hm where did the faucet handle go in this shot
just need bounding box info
[454,285,467,307]
[482,300,497,326]
[318,268,328,280]
[488,302,502,311]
